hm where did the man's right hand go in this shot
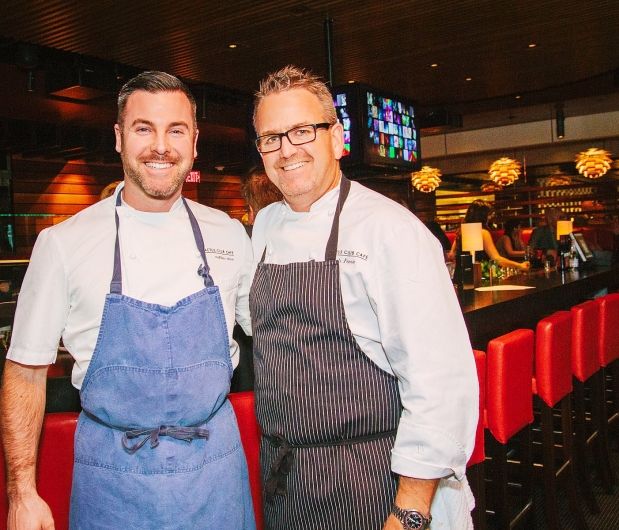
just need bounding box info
[8,492,55,530]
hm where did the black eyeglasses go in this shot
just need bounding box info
[255,123,332,153]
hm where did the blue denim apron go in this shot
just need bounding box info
[69,194,255,530]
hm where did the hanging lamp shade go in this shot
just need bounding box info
[488,157,520,187]
[411,166,441,193]
[575,148,612,179]
[480,181,503,193]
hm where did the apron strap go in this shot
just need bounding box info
[325,175,351,261]
[259,175,352,264]
[109,192,214,294]
[182,197,215,288]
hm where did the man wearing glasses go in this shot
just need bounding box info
[250,65,478,530]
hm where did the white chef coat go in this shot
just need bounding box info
[8,182,252,389]
[251,179,478,490]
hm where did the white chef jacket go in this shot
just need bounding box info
[251,179,478,489]
[8,182,252,389]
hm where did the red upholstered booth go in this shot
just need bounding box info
[229,391,264,530]
[0,412,78,530]
[1,394,264,530]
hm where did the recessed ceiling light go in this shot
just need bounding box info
[348,80,355,84]
[515,95,522,99]
[528,43,537,48]
[430,63,439,68]
[465,77,472,81]
[228,43,238,49]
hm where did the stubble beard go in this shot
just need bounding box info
[122,152,191,201]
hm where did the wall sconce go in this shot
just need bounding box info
[555,103,565,139]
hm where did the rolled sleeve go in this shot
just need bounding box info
[372,219,478,481]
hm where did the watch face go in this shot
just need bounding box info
[404,511,424,529]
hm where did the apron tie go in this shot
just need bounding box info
[122,425,210,454]
[264,434,294,504]
[263,428,397,504]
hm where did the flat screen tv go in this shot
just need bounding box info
[332,83,420,173]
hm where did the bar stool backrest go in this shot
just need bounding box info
[534,311,573,407]
[596,293,619,367]
[486,329,534,444]
[468,349,486,467]
[571,300,601,382]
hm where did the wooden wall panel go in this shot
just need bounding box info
[6,158,248,256]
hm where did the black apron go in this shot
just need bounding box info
[250,177,402,530]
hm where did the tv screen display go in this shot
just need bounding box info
[333,84,420,173]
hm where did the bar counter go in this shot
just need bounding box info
[459,265,619,349]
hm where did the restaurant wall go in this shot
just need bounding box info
[5,157,246,257]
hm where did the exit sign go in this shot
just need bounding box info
[186,170,201,183]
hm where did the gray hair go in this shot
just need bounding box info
[253,65,337,130]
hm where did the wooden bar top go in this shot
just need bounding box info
[459,265,619,349]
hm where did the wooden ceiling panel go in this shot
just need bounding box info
[0,0,617,115]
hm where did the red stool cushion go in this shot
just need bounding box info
[534,311,573,407]
[229,391,264,530]
[0,412,78,530]
[467,349,486,466]
[596,293,619,367]
[487,329,534,444]
[571,300,600,382]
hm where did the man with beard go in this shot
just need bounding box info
[1,71,255,529]
[249,65,477,530]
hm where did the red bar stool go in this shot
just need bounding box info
[467,349,486,530]
[534,311,589,528]
[486,329,535,529]
[571,300,615,496]
[595,293,619,440]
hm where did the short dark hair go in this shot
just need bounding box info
[117,70,197,127]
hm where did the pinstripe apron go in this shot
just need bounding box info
[250,177,402,530]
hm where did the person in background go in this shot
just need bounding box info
[99,180,122,201]
[529,207,562,260]
[495,218,526,260]
[449,200,530,271]
[250,65,478,530]
[231,166,282,392]
[1,71,255,529]
[409,204,452,254]
[241,166,283,235]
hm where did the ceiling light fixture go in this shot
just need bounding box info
[528,43,537,48]
[411,166,442,193]
[575,148,613,179]
[488,157,521,187]
[465,77,472,81]
[430,63,439,68]
[228,43,237,49]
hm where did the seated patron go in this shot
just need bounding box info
[529,207,561,260]
[495,218,526,260]
[449,200,529,271]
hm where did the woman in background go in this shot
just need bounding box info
[449,200,530,271]
[496,218,526,260]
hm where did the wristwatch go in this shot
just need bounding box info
[390,503,432,529]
